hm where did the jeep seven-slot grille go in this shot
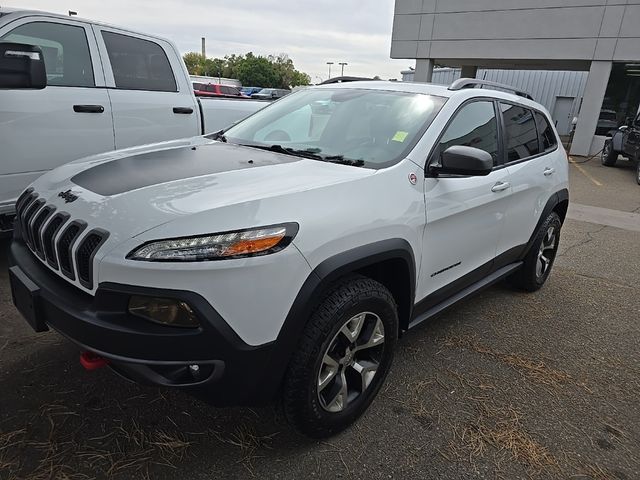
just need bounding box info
[15,190,109,290]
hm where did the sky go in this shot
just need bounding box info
[11,0,413,83]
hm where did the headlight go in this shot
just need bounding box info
[127,223,298,261]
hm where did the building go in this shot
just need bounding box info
[391,1,640,156]
[401,67,588,136]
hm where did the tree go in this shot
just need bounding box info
[182,51,311,88]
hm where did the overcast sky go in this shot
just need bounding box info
[12,0,412,83]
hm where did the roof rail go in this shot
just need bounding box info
[448,78,534,101]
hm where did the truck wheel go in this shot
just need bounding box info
[282,275,398,438]
[601,141,617,166]
[508,212,562,292]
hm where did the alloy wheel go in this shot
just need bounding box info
[317,312,385,413]
[536,226,557,279]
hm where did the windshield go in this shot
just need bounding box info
[223,87,446,169]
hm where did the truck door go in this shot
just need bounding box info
[93,26,200,149]
[0,17,114,214]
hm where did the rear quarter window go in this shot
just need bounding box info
[533,111,558,152]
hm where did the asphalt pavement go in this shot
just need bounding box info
[0,155,638,480]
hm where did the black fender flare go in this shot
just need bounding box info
[520,188,569,260]
[255,239,416,402]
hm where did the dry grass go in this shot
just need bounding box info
[443,335,571,387]
[448,402,559,476]
[0,405,194,480]
[210,424,278,477]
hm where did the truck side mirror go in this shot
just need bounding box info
[0,42,47,89]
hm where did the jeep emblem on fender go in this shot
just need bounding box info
[58,189,78,203]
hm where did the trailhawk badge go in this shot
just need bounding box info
[58,189,79,203]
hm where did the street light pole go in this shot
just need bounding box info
[326,62,334,79]
[339,62,348,76]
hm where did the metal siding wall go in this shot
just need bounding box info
[425,67,587,115]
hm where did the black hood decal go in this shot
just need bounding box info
[71,142,299,196]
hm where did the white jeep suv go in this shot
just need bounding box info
[8,79,569,438]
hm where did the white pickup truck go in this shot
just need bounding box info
[0,7,266,231]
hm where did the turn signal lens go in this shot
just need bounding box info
[128,296,199,328]
[127,223,298,262]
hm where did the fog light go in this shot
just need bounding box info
[128,296,199,328]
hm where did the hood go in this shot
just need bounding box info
[29,138,374,244]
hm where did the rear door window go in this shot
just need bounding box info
[101,31,177,92]
[2,21,94,87]
[500,103,540,161]
[533,111,558,151]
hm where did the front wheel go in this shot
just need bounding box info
[508,212,562,292]
[601,140,618,166]
[282,276,398,438]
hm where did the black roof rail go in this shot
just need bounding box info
[448,78,534,101]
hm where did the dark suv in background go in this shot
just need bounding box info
[602,112,640,185]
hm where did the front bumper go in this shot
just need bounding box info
[8,240,279,406]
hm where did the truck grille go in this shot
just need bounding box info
[15,190,109,290]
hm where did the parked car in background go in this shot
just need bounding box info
[602,110,640,185]
[241,86,263,96]
[0,7,267,233]
[251,88,290,100]
[8,79,568,438]
[193,82,247,98]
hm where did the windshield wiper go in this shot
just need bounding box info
[207,129,227,142]
[322,155,365,167]
[238,144,323,161]
[238,144,366,167]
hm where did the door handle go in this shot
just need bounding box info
[543,167,556,176]
[73,105,104,113]
[173,107,194,114]
[491,181,511,193]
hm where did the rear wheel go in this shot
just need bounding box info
[508,212,562,292]
[601,141,617,166]
[282,276,398,438]
[636,161,640,185]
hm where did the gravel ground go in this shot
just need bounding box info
[0,156,638,480]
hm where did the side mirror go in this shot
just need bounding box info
[430,146,493,177]
[0,42,46,89]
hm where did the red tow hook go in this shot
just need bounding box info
[80,351,109,371]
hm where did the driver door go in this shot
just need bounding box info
[417,100,512,304]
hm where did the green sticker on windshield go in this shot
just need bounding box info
[392,131,409,142]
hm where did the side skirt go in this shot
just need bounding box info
[408,262,522,330]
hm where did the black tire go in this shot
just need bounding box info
[282,275,398,438]
[508,212,562,292]
[601,140,617,166]
[636,161,640,185]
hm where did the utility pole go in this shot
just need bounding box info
[326,62,334,79]
[201,37,206,58]
[339,62,348,76]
